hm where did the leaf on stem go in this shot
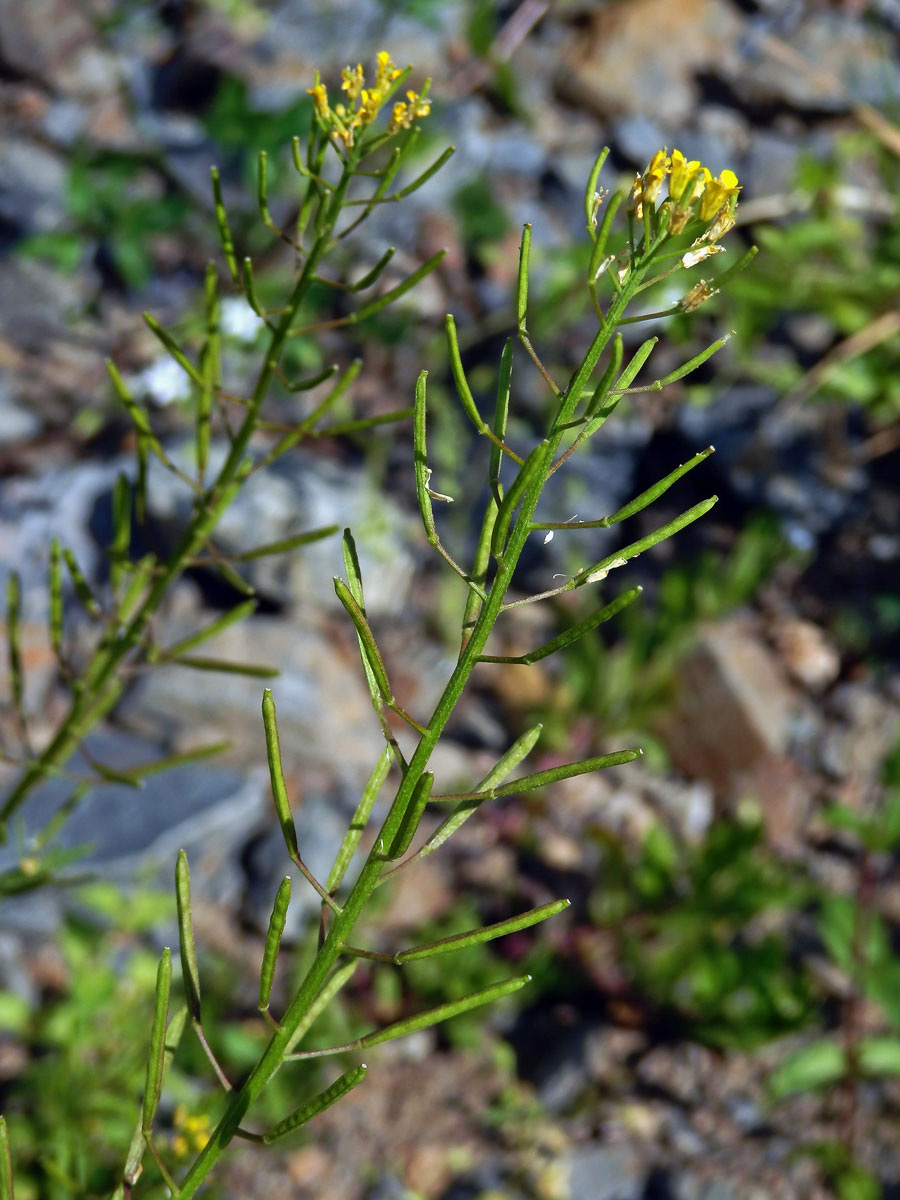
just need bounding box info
[480,586,642,664]
[395,899,570,962]
[122,1005,188,1188]
[262,689,301,864]
[142,947,172,1133]
[210,166,239,285]
[333,577,392,704]
[263,1065,367,1143]
[0,1116,14,1200]
[167,655,278,677]
[143,313,204,390]
[259,876,291,1014]
[327,745,392,893]
[175,851,202,1022]
[386,772,433,859]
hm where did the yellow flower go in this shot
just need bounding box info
[307,82,330,121]
[387,89,430,134]
[172,1106,212,1157]
[698,168,739,222]
[375,50,403,92]
[641,149,670,206]
[341,63,365,101]
[669,149,703,206]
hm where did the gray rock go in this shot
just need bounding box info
[0,138,67,236]
[0,724,266,936]
[567,1143,645,1200]
[146,441,414,617]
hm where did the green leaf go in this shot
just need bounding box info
[859,1036,900,1077]
[162,599,258,659]
[768,1040,845,1100]
[395,899,570,962]
[142,947,172,1132]
[259,876,291,1013]
[175,851,202,1022]
[263,1065,367,1143]
[143,313,204,389]
[262,689,300,865]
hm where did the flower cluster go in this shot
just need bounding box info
[307,51,428,149]
[630,148,740,240]
[171,1106,211,1158]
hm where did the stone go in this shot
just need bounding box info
[566,1142,645,1200]
[657,615,797,796]
[558,0,742,127]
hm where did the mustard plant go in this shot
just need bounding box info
[0,51,449,896]
[0,67,757,1196]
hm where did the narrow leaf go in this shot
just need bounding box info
[333,577,392,702]
[142,947,172,1133]
[284,961,359,1055]
[143,313,204,389]
[5,573,24,721]
[210,165,239,284]
[575,497,717,587]
[387,772,433,860]
[0,1115,14,1200]
[480,586,642,664]
[588,190,623,280]
[162,599,258,659]
[391,145,455,200]
[584,146,610,234]
[230,526,339,561]
[167,655,277,678]
[280,363,339,393]
[584,334,623,420]
[409,725,544,867]
[431,749,641,806]
[123,1006,188,1186]
[175,851,201,1021]
[768,1041,845,1100]
[262,689,301,863]
[350,246,396,291]
[491,440,550,561]
[516,223,531,330]
[263,1065,367,1143]
[446,314,487,435]
[259,876,291,1013]
[49,538,63,658]
[603,447,714,525]
[327,745,392,893]
[860,1036,900,1078]
[396,899,570,962]
[357,975,531,1049]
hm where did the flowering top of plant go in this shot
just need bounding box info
[628,147,741,241]
[307,50,429,149]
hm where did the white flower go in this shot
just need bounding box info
[137,356,191,406]
[221,297,265,342]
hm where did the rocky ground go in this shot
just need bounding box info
[1,1,900,1198]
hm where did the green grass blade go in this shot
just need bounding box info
[175,851,202,1022]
